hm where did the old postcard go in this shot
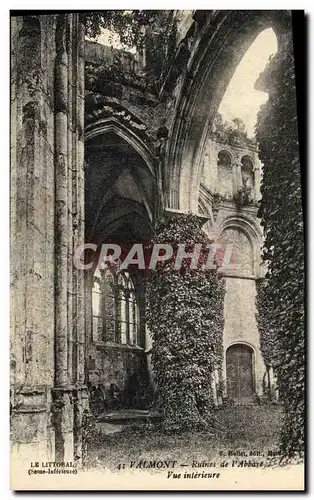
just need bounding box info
[10,10,305,490]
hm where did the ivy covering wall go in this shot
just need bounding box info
[255,33,304,457]
[145,213,225,433]
[82,10,177,87]
[256,280,275,370]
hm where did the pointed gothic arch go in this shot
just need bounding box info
[84,120,161,244]
[166,11,289,212]
[85,117,156,177]
[219,214,263,277]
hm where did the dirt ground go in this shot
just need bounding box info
[87,404,288,471]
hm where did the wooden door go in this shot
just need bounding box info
[226,344,254,403]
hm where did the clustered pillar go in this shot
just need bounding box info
[53,13,88,464]
[10,13,88,468]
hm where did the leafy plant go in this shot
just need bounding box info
[212,113,256,147]
[145,213,225,433]
[256,279,276,370]
[81,11,177,85]
[82,11,157,47]
[255,33,304,457]
[233,185,252,209]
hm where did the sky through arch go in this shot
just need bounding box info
[218,28,278,138]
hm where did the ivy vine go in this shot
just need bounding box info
[212,113,257,148]
[255,33,304,457]
[81,10,177,88]
[256,279,275,370]
[233,185,253,210]
[145,213,225,433]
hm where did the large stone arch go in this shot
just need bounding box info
[84,119,157,420]
[85,117,156,177]
[197,197,213,236]
[166,10,291,212]
[219,214,263,277]
[84,119,162,244]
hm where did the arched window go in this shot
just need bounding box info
[220,227,254,276]
[92,267,140,346]
[241,155,254,193]
[92,278,103,342]
[217,150,233,197]
[129,282,139,345]
[218,150,232,167]
[118,273,128,344]
[117,272,140,345]
[102,268,116,342]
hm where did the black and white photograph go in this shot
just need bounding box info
[9,9,305,491]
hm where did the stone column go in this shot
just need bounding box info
[67,15,74,388]
[11,13,89,470]
[10,14,57,469]
[232,158,242,194]
[54,13,69,388]
[254,164,261,200]
[72,15,89,465]
[52,13,88,464]
[52,13,73,462]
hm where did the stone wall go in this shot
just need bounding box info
[198,131,266,400]
[85,40,160,132]
[222,277,265,397]
[10,11,291,466]
[82,14,270,407]
[10,13,88,469]
[88,345,150,413]
[11,14,57,467]
[201,138,261,202]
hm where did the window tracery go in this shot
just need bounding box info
[92,266,140,345]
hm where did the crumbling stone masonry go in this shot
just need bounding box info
[11,13,88,467]
[10,10,295,465]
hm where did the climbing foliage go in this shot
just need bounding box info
[145,213,225,433]
[81,10,177,85]
[255,33,304,457]
[82,11,174,47]
[256,280,276,370]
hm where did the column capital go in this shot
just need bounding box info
[232,158,242,169]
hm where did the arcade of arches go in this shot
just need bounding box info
[11,11,294,465]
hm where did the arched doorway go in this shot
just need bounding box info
[84,126,158,412]
[226,344,255,403]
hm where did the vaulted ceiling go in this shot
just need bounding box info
[85,132,157,245]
